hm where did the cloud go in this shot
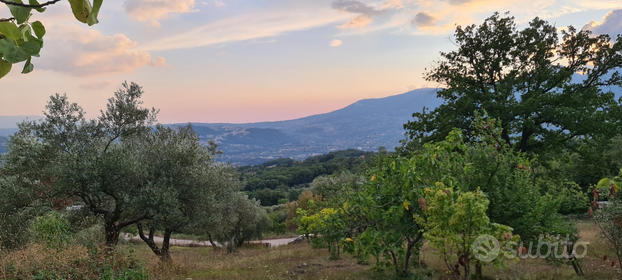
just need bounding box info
[583,9,622,37]
[332,0,382,16]
[149,57,168,66]
[37,25,166,76]
[138,7,351,51]
[443,0,474,5]
[331,0,404,30]
[124,0,195,27]
[329,39,343,46]
[382,0,404,9]
[411,12,436,27]
[79,81,115,90]
[214,0,226,8]
[338,14,373,29]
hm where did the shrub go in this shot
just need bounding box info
[30,211,71,250]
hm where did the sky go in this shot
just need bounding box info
[1,0,622,124]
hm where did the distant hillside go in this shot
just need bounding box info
[238,149,376,206]
[180,88,443,165]
[0,116,41,129]
[0,136,7,154]
[6,80,618,165]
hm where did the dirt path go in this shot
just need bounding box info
[126,234,298,248]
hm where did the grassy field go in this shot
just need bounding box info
[118,219,622,280]
[2,218,620,279]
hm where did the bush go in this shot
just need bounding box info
[30,211,71,250]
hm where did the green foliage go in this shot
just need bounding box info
[310,171,365,199]
[248,188,288,206]
[593,196,622,270]
[3,82,159,247]
[283,191,324,231]
[593,168,622,200]
[30,211,71,249]
[403,12,622,155]
[68,0,103,26]
[207,192,272,253]
[240,149,372,191]
[0,0,104,78]
[305,113,585,277]
[416,184,515,279]
[267,211,287,235]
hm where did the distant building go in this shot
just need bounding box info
[359,155,365,159]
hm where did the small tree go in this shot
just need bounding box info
[283,191,324,231]
[208,192,272,253]
[134,125,227,262]
[592,182,622,271]
[416,184,514,280]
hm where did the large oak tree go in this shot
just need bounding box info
[403,13,622,154]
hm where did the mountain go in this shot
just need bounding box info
[178,88,443,165]
[0,89,442,164]
[0,136,7,154]
[3,83,621,165]
[0,115,41,129]
[0,116,42,137]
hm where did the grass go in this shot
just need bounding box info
[2,218,621,279]
[120,218,622,280]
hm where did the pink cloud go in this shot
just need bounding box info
[124,0,196,27]
[79,81,115,90]
[583,9,622,37]
[37,25,166,77]
[338,14,373,29]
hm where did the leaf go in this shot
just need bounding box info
[0,22,23,41]
[90,0,103,25]
[0,38,40,63]
[29,0,46,12]
[371,174,377,181]
[403,201,410,211]
[68,0,101,26]
[22,57,33,74]
[7,0,32,24]
[32,21,46,39]
[0,59,11,79]
[26,33,43,48]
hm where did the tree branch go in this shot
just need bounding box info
[118,214,150,229]
[0,17,15,22]
[0,0,60,8]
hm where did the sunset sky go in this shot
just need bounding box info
[1,0,621,124]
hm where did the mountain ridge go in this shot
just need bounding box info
[0,88,443,164]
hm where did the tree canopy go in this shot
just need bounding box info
[403,12,622,155]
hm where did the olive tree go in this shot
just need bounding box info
[207,192,272,253]
[5,82,158,247]
[134,125,234,262]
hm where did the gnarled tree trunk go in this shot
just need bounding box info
[137,222,173,262]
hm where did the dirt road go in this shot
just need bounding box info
[126,234,298,248]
